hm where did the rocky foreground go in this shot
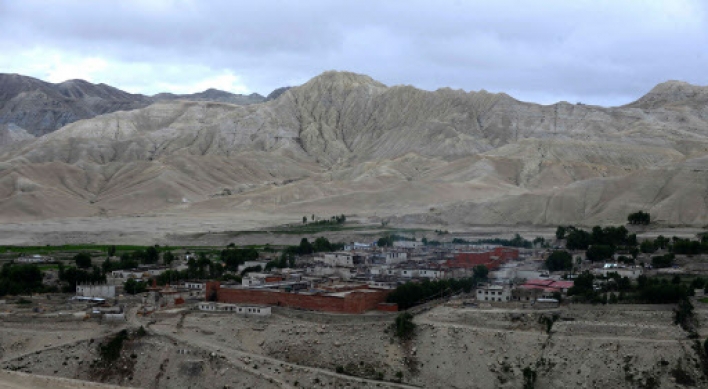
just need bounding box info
[2,302,708,389]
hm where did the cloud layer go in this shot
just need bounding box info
[1,0,706,105]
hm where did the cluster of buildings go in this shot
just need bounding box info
[75,241,588,314]
[204,243,546,313]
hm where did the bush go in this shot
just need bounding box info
[393,312,416,340]
[652,254,675,269]
[74,253,92,269]
[99,330,128,362]
[545,250,572,271]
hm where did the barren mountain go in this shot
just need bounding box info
[0,74,283,146]
[0,74,151,139]
[152,88,266,105]
[1,71,707,226]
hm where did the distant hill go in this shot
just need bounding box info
[0,74,152,138]
[152,88,266,105]
[0,73,290,144]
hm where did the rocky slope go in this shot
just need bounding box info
[1,71,708,226]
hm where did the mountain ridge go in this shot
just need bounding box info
[1,70,708,226]
[0,73,289,144]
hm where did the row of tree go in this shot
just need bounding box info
[386,266,489,309]
[639,235,708,255]
[627,211,651,225]
[0,263,46,296]
[568,271,691,304]
[303,214,346,225]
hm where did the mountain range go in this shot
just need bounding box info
[0,71,707,226]
[0,73,288,141]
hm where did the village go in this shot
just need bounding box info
[2,225,700,320]
[2,222,708,388]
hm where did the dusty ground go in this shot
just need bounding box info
[3,300,708,389]
[0,213,703,246]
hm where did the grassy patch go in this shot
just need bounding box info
[0,245,223,255]
[698,298,708,304]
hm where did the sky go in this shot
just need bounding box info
[1,0,707,106]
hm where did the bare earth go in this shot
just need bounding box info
[3,301,708,388]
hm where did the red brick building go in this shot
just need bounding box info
[446,247,519,270]
[206,282,394,314]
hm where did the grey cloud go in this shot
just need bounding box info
[1,0,707,105]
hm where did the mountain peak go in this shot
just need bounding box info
[626,80,708,109]
[305,70,387,89]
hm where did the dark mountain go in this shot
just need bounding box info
[153,88,266,105]
[0,74,275,142]
[266,86,292,101]
[0,74,151,137]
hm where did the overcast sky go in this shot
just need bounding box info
[1,0,707,106]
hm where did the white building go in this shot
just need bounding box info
[237,260,269,272]
[418,269,445,279]
[344,242,373,250]
[399,269,419,278]
[385,252,407,264]
[476,284,512,302]
[393,241,423,249]
[242,273,270,287]
[593,264,643,279]
[198,302,271,316]
[320,252,355,267]
[16,255,52,263]
[184,282,205,290]
[76,283,116,299]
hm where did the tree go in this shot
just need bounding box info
[144,246,159,264]
[299,238,313,255]
[163,251,176,267]
[652,254,675,268]
[640,240,656,254]
[303,216,307,224]
[393,312,416,340]
[107,245,117,257]
[628,211,650,225]
[545,250,573,271]
[473,265,489,280]
[378,235,393,247]
[566,229,591,250]
[74,253,92,269]
[556,226,567,240]
[586,245,615,262]
[124,278,147,295]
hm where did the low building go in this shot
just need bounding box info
[198,302,271,316]
[385,251,407,264]
[321,252,356,267]
[237,260,269,272]
[206,282,391,314]
[476,284,512,302]
[184,281,205,291]
[447,247,519,270]
[418,269,445,279]
[393,241,423,249]
[516,279,574,300]
[16,254,53,263]
[593,264,643,279]
[76,283,116,299]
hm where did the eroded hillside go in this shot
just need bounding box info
[1,71,708,226]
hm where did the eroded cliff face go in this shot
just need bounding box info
[1,71,707,225]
